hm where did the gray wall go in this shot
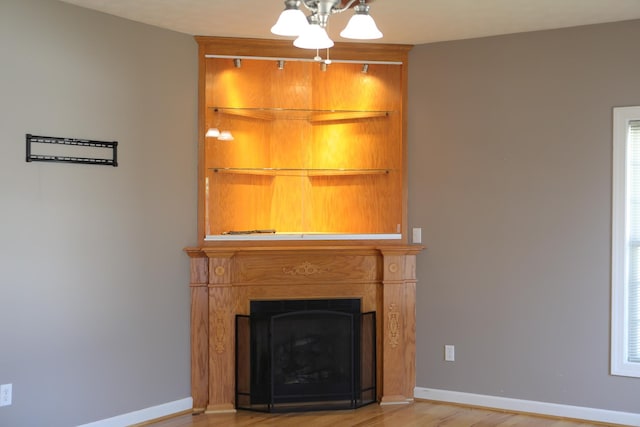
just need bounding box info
[0,1,197,426]
[409,20,640,412]
[2,0,639,424]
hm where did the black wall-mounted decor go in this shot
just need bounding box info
[26,134,118,167]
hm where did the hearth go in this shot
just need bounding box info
[236,299,376,412]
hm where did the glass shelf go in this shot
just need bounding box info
[210,167,391,177]
[209,107,394,122]
[204,232,402,242]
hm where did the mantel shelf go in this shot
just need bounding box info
[209,106,393,122]
[204,232,402,241]
[210,167,391,176]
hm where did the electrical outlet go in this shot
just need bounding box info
[444,345,455,362]
[412,227,422,244]
[0,384,12,407]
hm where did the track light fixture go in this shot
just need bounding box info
[272,0,382,50]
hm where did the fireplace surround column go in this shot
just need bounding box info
[206,251,235,413]
[379,247,418,404]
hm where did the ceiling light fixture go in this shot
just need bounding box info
[294,14,334,49]
[340,1,382,39]
[272,0,382,50]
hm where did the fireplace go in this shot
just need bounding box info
[185,245,421,413]
[236,299,376,412]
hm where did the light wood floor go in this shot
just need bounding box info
[144,401,614,427]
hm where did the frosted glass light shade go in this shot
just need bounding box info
[271,9,308,36]
[294,24,334,49]
[340,13,383,39]
[218,131,234,141]
[206,128,220,138]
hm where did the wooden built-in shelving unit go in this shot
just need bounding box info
[197,37,411,243]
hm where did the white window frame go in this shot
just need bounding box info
[611,106,640,378]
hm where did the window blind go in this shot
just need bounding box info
[628,120,640,363]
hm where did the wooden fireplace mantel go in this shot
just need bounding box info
[185,244,423,413]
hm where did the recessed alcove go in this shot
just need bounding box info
[196,37,410,244]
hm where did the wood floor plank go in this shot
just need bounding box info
[143,401,611,427]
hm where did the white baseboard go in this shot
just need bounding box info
[76,397,192,427]
[414,387,640,427]
[74,391,640,427]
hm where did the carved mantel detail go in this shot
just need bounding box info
[214,312,226,354]
[283,261,328,276]
[388,303,400,349]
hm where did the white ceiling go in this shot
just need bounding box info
[59,0,640,45]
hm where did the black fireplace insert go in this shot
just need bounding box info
[236,299,376,412]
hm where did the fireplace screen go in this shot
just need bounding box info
[236,299,376,412]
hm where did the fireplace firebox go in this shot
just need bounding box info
[236,299,376,412]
